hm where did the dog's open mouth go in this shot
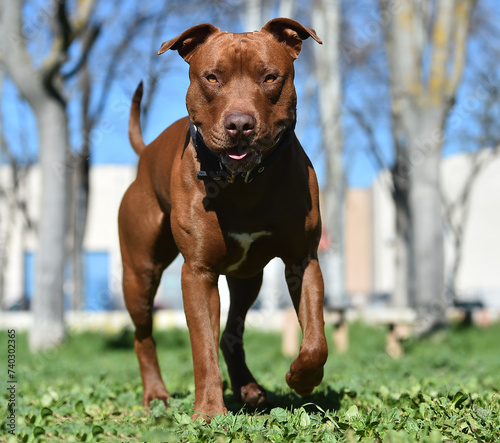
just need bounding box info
[220,147,262,173]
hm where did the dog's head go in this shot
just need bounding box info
[158,18,322,173]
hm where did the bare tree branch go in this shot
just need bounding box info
[41,0,98,98]
[63,24,101,79]
[0,2,45,108]
[346,105,389,174]
[142,6,176,129]
[72,0,97,32]
[56,0,72,50]
[428,0,454,99]
[445,0,476,100]
[89,13,154,123]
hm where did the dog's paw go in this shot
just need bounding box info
[240,382,267,408]
[285,365,324,396]
[143,385,170,408]
[191,405,228,423]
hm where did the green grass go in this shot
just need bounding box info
[1,322,499,442]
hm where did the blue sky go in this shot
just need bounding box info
[0,1,380,189]
[1,0,499,189]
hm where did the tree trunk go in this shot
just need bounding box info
[408,107,447,330]
[0,71,5,310]
[29,96,69,350]
[73,68,92,311]
[72,143,89,311]
[380,0,475,334]
[391,103,450,334]
[312,0,346,309]
[391,159,410,311]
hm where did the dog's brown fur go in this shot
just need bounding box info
[119,18,328,421]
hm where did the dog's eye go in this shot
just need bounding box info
[264,74,277,83]
[206,74,218,83]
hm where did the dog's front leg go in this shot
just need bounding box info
[285,257,328,395]
[181,262,227,421]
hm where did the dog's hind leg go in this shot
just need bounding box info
[221,271,267,408]
[123,263,170,406]
[119,188,179,407]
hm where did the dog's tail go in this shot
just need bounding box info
[128,82,147,155]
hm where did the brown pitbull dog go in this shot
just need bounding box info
[119,18,328,421]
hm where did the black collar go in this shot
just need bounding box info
[189,119,295,184]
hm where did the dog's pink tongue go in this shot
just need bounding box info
[228,152,248,160]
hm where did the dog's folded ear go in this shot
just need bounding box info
[261,18,322,60]
[158,24,220,63]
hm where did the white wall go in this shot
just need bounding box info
[371,171,395,295]
[442,154,500,304]
[0,164,136,308]
[371,153,500,306]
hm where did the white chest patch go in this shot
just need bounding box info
[226,231,272,272]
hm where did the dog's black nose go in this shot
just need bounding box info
[224,112,256,138]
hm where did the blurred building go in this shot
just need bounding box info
[0,165,135,311]
[352,152,500,309]
[1,153,499,311]
[344,189,373,307]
